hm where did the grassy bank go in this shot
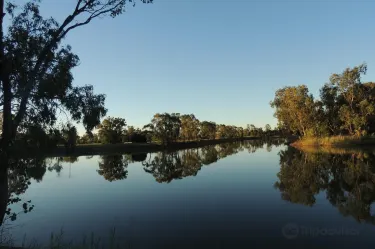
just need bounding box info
[291,135,375,150]
[15,136,268,158]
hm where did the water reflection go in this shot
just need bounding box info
[275,147,375,224]
[142,140,275,183]
[1,139,284,226]
[97,155,130,182]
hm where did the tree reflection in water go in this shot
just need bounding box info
[97,155,130,182]
[275,146,375,224]
[0,139,282,226]
[142,140,278,183]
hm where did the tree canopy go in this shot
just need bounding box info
[97,117,126,144]
[0,0,153,159]
[271,64,375,137]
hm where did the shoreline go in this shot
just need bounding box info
[291,136,375,151]
[14,136,281,158]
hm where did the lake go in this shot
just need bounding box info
[4,140,375,249]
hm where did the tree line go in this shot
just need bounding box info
[271,64,375,138]
[3,111,281,153]
[77,113,281,146]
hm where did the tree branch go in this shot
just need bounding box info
[59,2,122,40]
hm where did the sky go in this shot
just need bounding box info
[9,0,375,134]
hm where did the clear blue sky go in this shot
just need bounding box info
[14,0,375,133]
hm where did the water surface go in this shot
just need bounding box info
[5,140,375,249]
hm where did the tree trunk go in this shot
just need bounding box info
[1,76,12,152]
[0,0,13,167]
[0,153,8,226]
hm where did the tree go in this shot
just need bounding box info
[236,127,244,138]
[144,113,181,145]
[0,0,153,168]
[215,124,227,139]
[97,117,126,144]
[247,124,257,137]
[329,64,375,136]
[124,126,135,142]
[265,124,271,134]
[271,64,375,138]
[78,132,99,144]
[270,85,321,137]
[180,114,200,141]
[320,83,343,135]
[61,123,78,153]
[199,121,216,140]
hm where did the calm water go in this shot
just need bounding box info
[4,140,375,248]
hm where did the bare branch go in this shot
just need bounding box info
[74,0,85,13]
[59,2,122,40]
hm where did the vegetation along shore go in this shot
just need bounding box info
[22,136,272,158]
[8,111,284,157]
[271,64,375,149]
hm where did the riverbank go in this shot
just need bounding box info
[291,136,375,150]
[18,136,275,158]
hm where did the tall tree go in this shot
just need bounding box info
[199,121,216,140]
[61,123,78,153]
[125,125,135,142]
[215,124,227,139]
[265,124,271,134]
[270,85,320,137]
[180,114,200,141]
[320,83,343,135]
[330,64,375,136]
[144,113,181,145]
[97,117,126,144]
[0,0,153,166]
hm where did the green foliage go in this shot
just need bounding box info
[0,0,154,155]
[270,85,321,137]
[123,126,135,142]
[199,121,216,140]
[77,133,100,144]
[143,113,181,145]
[180,114,200,141]
[61,124,78,151]
[264,124,271,134]
[97,117,126,144]
[271,64,375,138]
[2,2,110,138]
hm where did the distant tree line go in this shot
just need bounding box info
[76,113,282,146]
[271,64,375,138]
[2,112,282,153]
